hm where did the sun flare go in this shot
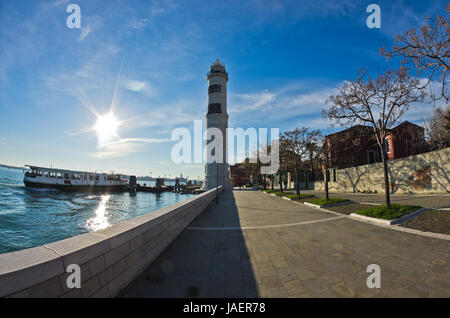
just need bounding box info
[94,112,120,146]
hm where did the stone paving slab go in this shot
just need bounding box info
[118,189,450,298]
[280,189,450,209]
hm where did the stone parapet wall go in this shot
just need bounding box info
[314,148,449,194]
[0,187,222,298]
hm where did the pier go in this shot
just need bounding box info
[135,184,202,194]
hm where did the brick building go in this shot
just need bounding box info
[324,121,427,169]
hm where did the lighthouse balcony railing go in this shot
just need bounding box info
[207,70,228,76]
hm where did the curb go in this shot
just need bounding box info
[256,189,450,240]
[349,207,428,225]
[304,200,352,209]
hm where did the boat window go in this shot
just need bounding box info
[64,173,70,179]
[95,176,99,181]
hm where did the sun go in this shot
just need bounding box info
[94,112,120,145]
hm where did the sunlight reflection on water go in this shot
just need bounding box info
[85,195,111,231]
[0,167,195,254]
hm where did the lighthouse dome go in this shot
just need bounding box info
[210,59,226,72]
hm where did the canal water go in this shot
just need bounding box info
[0,166,195,254]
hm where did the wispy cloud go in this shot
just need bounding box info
[78,16,102,42]
[98,137,171,149]
[78,24,92,41]
[124,80,146,92]
[123,79,157,96]
[229,82,338,129]
[150,0,177,16]
[125,18,149,30]
[93,136,172,158]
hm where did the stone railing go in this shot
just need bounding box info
[0,187,223,298]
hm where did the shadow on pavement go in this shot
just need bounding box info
[117,189,258,298]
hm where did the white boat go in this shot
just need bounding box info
[23,165,129,192]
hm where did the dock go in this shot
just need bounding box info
[135,184,203,194]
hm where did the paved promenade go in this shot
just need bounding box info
[119,189,450,298]
[273,187,450,209]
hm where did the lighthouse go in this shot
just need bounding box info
[202,59,230,190]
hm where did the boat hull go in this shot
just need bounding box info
[24,180,128,192]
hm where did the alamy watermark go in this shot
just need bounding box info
[366,4,381,29]
[170,120,280,174]
[66,4,81,29]
[66,264,81,289]
[366,264,381,288]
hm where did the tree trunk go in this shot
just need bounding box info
[295,167,300,195]
[382,151,391,208]
[324,167,329,200]
[305,170,308,189]
[271,176,274,190]
[279,172,283,192]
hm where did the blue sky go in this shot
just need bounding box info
[0,0,447,178]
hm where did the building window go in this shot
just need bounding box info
[208,103,221,114]
[384,138,390,153]
[208,84,221,94]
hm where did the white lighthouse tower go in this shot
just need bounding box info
[202,59,230,191]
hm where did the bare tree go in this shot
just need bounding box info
[446,107,450,132]
[380,5,449,102]
[280,128,321,195]
[319,136,331,200]
[323,68,424,207]
[423,105,450,150]
[305,141,320,188]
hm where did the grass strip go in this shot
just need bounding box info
[306,198,349,206]
[285,194,315,200]
[263,189,280,193]
[274,191,295,196]
[355,204,421,220]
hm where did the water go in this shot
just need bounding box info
[0,166,195,254]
